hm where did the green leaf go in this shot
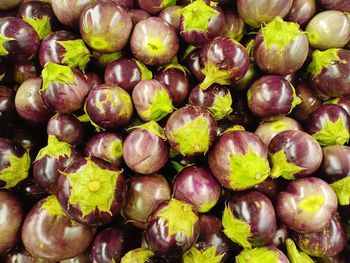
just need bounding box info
[286,239,315,263]
[0,34,13,56]
[171,116,210,156]
[200,63,232,90]
[35,135,72,161]
[40,195,66,217]
[22,16,52,40]
[58,39,91,71]
[0,73,5,82]
[181,0,218,33]
[307,49,342,77]
[325,97,340,105]
[41,62,76,92]
[269,150,305,180]
[170,161,185,173]
[0,150,31,188]
[262,17,304,53]
[208,91,233,120]
[141,87,174,121]
[289,83,302,113]
[228,147,271,190]
[62,157,122,217]
[160,0,176,8]
[133,120,166,140]
[312,118,350,146]
[135,60,153,80]
[183,246,224,263]
[157,199,198,237]
[235,247,279,263]
[331,176,350,205]
[222,205,252,248]
[121,248,154,263]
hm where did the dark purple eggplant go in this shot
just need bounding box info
[10,61,40,85]
[223,10,245,41]
[112,0,134,10]
[318,0,350,11]
[138,0,176,15]
[0,85,15,124]
[159,6,182,32]
[286,0,316,27]
[128,8,151,26]
[235,246,289,263]
[184,47,205,83]
[326,95,350,116]
[253,177,280,201]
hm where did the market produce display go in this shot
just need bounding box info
[1,0,350,262]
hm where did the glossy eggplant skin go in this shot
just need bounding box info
[321,145,350,183]
[286,0,316,27]
[319,0,350,11]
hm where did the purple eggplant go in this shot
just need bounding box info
[0,85,15,124]
[306,104,350,146]
[112,0,135,10]
[179,0,225,46]
[253,17,309,75]
[130,17,179,66]
[3,246,52,263]
[236,0,293,28]
[85,84,133,130]
[123,121,169,174]
[0,190,23,254]
[159,6,182,32]
[326,95,350,116]
[128,8,151,26]
[223,10,245,41]
[132,79,174,122]
[235,246,289,263]
[123,173,171,228]
[208,128,270,191]
[276,177,338,233]
[306,11,350,50]
[222,191,277,248]
[270,224,289,249]
[199,36,249,90]
[56,156,127,226]
[105,58,152,93]
[61,253,91,263]
[172,166,221,213]
[80,2,132,53]
[184,47,205,83]
[39,31,90,71]
[10,61,40,85]
[189,84,232,121]
[165,105,217,157]
[318,0,350,12]
[21,195,96,261]
[145,198,200,255]
[286,0,316,27]
[268,130,323,180]
[138,0,176,15]
[255,116,303,146]
[253,177,280,201]
[0,138,30,188]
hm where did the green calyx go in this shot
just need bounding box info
[222,205,252,248]
[269,150,305,180]
[289,83,302,113]
[0,73,5,82]
[40,195,66,218]
[235,247,279,263]
[121,248,154,263]
[0,150,30,188]
[181,45,197,61]
[95,51,123,65]
[299,195,324,213]
[183,246,224,263]
[23,16,52,40]
[221,125,246,135]
[307,49,342,77]
[208,91,233,120]
[171,116,210,156]
[228,147,270,190]
[325,97,340,105]
[312,118,350,146]
[170,161,185,173]
[58,39,91,71]
[35,135,72,162]
[163,63,189,75]
[110,140,123,160]
[0,34,13,56]
[135,60,153,80]
[146,37,166,56]
[41,62,76,92]
[63,157,121,217]
[331,176,350,205]
[200,63,232,90]
[142,88,174,121]
[157,198,198,237]
[286,239,315,263]
[181,0,218,33]
[262,17,303,53]
[134,121,166,140]
[160,0,176,8]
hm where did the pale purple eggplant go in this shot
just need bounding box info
[159,6,183,32]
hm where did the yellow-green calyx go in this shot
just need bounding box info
[63,157,121,217]
[94,51,123,65]
[135,121,167,140]
[35,135,72,162]
[221,125,246,135]
[289,84,302,113]
[40,195,66,217]
[142,88,174,121]
[160,0,176,8]
[171,116,210,156]
[58,39,91,71]
[121,248,154,263]
[200,63,232,90]
[163,62,189,75]
[0,34,13,56]
[286,239,315,263]
[110,140,123,160]
[269,150,305,180]
[307,49,342,77]
[312,118,350,146]
[41,62,76,92]
[135,60,153,80]
[0,150,31,188]
[331,176,350,205]
[235,247,279,263]
[222,205,252,248]
[262,17,303,53]
[146,38,166,56]
[23,16,52,40]
[228,147,270,190]
[181,45,197,61]
[299,195,324,213]
[183,246,224,263]
[208,91,233,120]
[157,199,198,237]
